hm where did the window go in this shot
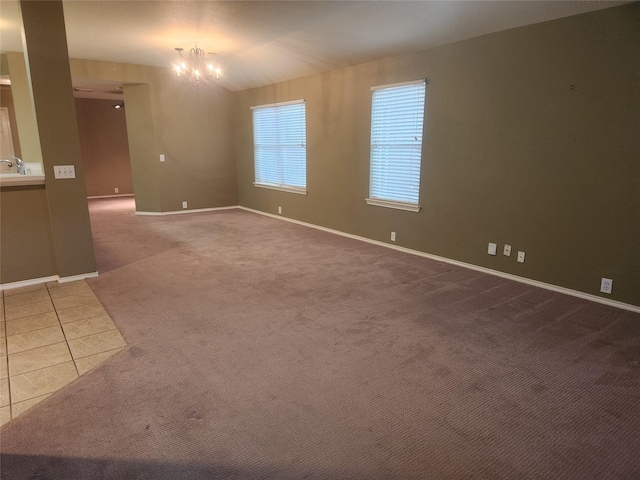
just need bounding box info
[366,80,426,212]
[252,99,307,194]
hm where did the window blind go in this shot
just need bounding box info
[252,100,306,192]
[369,80,426,207]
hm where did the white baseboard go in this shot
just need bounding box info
[0,275,58,291]
[0,272,99,291]
[58,271,99,283]
[87,194,134,199]
[239,206,640,314]
[136,206,239,216]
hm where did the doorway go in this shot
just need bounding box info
[74,86,134,199]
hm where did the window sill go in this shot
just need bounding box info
[254,183,307,195]
[365,198,420,212]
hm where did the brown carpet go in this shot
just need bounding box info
[1,197,639,479]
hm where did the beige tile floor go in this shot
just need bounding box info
[0,280,126,426]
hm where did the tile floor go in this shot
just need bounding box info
[0,280,126,426]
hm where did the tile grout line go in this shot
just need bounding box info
[2,291,14,420]
[6,318,116,355]
[4,306,57,324]
[8,342,76,371]
[46,283,81,378]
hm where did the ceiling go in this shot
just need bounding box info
[0,0,627,96]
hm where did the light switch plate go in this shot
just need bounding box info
[503,244,512,256]
[517,251,526,263]
[488,243,497,256]
[53,165,76,179]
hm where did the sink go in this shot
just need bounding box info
[0,163,45,186]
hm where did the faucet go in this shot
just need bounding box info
[0,156,25,174]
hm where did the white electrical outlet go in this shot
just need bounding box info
[53,165,76,179]
[503,244,511,256]
[182,201,187,209]
[391,232,396,242]
[517,251,526,263]
[600,278,613,294]
[114,187,119,194]
[278,206,282,214]
[488,243,497,256]
[160,154,165,162]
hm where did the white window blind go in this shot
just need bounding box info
[252,100,306,194]
[368,80,426,211]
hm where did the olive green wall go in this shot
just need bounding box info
[21,0,97,279]
[1,3,636,308]
[69,59,237,213]
[123,83,160,212]
[1,52,236,284]
[75,98,133,197]
[153,78,237,212]
[234,5,639,307]
[0,186,56,283]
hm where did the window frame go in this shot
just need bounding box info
[366,79,426,212]
[251,99,307,195]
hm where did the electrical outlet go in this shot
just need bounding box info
[182,201,187,209]
[391,232,396,242]
[114,187,119,194]
[600,278,613,294]
[517,251,526,263]
[53,165,76,179]
[488,243,497,256]
[278,206,282,214]
[503,244,511,256]
[160,154,165,162]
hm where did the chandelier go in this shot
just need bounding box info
[173,44,222,88]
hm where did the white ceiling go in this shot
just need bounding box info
[0,0,627,93]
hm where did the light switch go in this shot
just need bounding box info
[488,243,497,256]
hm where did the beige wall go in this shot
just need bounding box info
[0,85,22,159]
[75,98,133,197]
[3,51,43,167]
[234,5,639,306]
